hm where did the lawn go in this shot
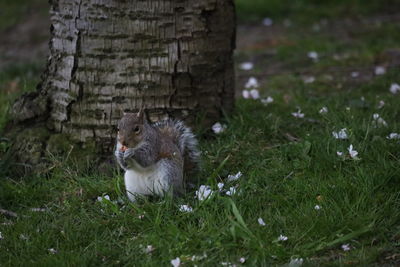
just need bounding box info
[1,0,400,266]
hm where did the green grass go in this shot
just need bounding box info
[1,0,400,266]
[0,0,47,31]
[235,0,400,23]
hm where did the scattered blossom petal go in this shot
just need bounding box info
[171,257,181,267]
[48,248,58,254]
[145,245,155,253]
[227,171,243,182]
[387,133,400,139]
[319,106,328,114]
[217,182,225,191]
[250,89,260,99]
[242,90,250,99]
[303,76,315,84]
[262,17,273,26]
[239,62,253,70]
[278,234,288,241]
[179,205,193,213]
[258,218,266,226]
[226,187,237,196]
[348,144,359,159]
[292,109,305,118]
[332,128,348,139]
[341,243,351,251]
[245,77,259,88]
[389,83,400,94]
[261,96,274,105]
[375,66,386,75]
[308,51,318,61]
[195,185,214,201]
[289,258,304,266]
[212,122,227,134]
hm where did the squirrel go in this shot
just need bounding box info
[114,109,200,202]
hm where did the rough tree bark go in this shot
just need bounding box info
[6,0,235,171]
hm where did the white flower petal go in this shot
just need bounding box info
[262,17,273,26]
[348,144,359,159]
[225,187,237,196]
[390,83,400,94]
[303,76,315,84]
[351,71,359,78]
[242,90,250,99]
[261,96,274,105]
[375,66,386,75]
[179,204,193,213]
[332,128,348,139]
[195,185,214,201]
[341,243,351,251]
[258,218,266,226]
[48,248,58,254]
[291,109,305,118]
[319,107,328,114]
[387,133,400,139]
[217,182,225,191]
[245,77,259,88]
[239,257,246,263]
[308,51,318,60]
[145,245,155,253]
[239,62,254,70]
[171,257,181,267]
[227,171,243,182]
[212,122,227,134]
[289,258,304,266]
[314,205,321,210]
[250,89,260,99]
[278,234,288,241]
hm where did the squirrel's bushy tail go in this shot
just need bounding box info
[155,119,201,171]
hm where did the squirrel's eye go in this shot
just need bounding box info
[134,126,140,134]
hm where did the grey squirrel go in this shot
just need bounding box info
[114,109,200,202]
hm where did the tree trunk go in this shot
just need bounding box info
[6,0,235,171]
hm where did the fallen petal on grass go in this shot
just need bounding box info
[262,17,273,26]
[261,96,274,105]
[375,66,386,75]
[319,106,328,114]
[332,128,348,139]
[179,205,193,213]
[389,83,400,94]
[249,89,260,99]
[195,185,214,201]
[341,243,351,251]
[258,217,266,226]
[278,234,288,241]
[212,122,227,134]
[292,109,305,118]
[387,133,400,139]
[289,258,304,266]
[239,62,253,70]
[245,77,259,88]
[227,171,243,182]
[171,257,181,267]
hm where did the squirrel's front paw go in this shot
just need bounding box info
[115,150,128,170]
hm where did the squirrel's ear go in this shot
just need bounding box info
[137,107,146,122]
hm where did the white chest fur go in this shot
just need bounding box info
[124,160,169,202]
